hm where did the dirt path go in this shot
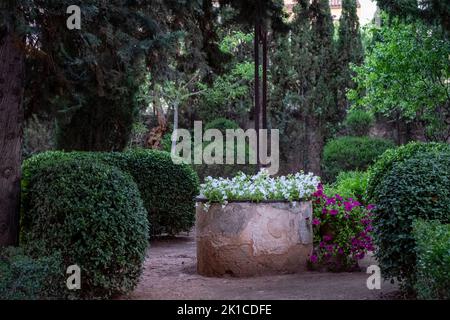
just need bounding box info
[122,234,398,300]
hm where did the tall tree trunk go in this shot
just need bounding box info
[0,13,24,246]
[305,115,323,176]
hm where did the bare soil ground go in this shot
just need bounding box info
[122,233,399,300]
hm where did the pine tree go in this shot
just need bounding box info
[336,0,364,113]
[269,0,336,175]
[305,0,336,174]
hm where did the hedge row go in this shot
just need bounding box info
[18,149,199,299]
[23,149,200,236]
[321,136,394,182]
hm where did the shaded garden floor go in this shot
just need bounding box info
[122,233,399,300]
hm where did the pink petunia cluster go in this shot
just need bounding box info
[309,184,375,269]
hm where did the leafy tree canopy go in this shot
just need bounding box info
[349,19,450,141]
[377,0,450,33]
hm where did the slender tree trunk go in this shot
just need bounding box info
[171,100,179,155]
[254,21,260,165]
[305,115,323,176]
[0,12,24,246]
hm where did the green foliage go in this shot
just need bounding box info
[325,171,369,203]
[204,117,240,132]
[217,0,288,33]
[335,0,364,113]
[322,136,394,182]
[349,20,450,141]
[23,149,200,236]
[0,247,62,300]
[195,118,257,180]
[376,0,450,33]
[20,0,210,151]
[219,31,254,55]
[366,141,450,202]
[344,109,374,136]
[198,61,255,122]
[106,149,200,236]
[372,151,450,292]
[413,220,450,300]
[21,158,149,299]
[270,0,338,173]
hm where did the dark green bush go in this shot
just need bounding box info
[344,109,374,136]
[107,149,200,236]
[204,117,240,132]
[23,149,200,236]
[324,170,369,203]
[22,159,149,299]
[321,136,394,182]
[0,247,62,300]
[366,142,450,202]
[373,151,450,292]
[413,220,450,300]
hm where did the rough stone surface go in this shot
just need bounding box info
[196,201,313,277]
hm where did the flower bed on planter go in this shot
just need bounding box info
[310,184,375,272]
[196,170,320,277]
[200,169,320,204]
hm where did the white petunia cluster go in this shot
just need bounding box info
[200,169,320,204]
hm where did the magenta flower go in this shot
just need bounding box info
[344,202,353,211]
[326,197,336,205]
[323,234,333,242]
[312,218,321,226]
[335,194,343,201]
[329,209,338,216]
[310,254,318,263]
[322,207,328,214]
[367,204,375,210]
[353,200,361,207]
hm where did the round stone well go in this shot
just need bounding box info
[196,200,313,277]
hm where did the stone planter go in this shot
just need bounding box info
[196,200,313,277]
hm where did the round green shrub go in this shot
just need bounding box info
[366,142,450,202]
[344,109,374,136]
[321,136,395,182]
[373,150,450,292]
[23,149,200,237]
[21,159,149,299]
[204,117,240,133]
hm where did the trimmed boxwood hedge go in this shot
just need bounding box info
[22,149,200,236]
[372,150,450,292]
[321,136,395,182]
[413,220,450,300]
[21,159,149,299]
[366,141,450,202]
